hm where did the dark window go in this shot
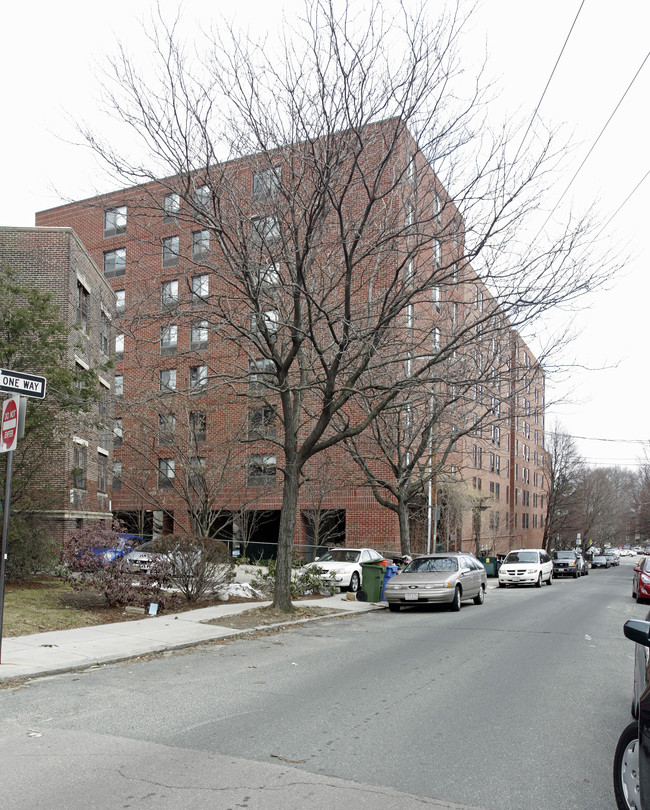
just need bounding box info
[98,455,107,493]
[249,358,275,391]
[72,445,87,489]
[77,281,89,332]
[248,405,276,440]
[162,236,179,268]
[189,412,206,443]
[192,230,210,257]
[252,167,281,199]
[247,454,276,486]
[189,365,207,393]
[158,413,175,445]
[104,248,126,278]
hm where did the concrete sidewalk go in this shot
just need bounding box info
[0,592,384,683]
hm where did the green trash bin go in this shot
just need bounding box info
[359,562,385,602]
[478,556,496,577]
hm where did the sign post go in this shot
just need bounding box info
[0,376,45,665]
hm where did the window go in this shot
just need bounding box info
[160,369,176,392]
[251,310,279,335]
[247,453,276,486]
[104,248,126,278]
[433,193,442,226]
[188,456,206,489]
[115,289,125,315]
[191,274,209,303]
[114,374,123,398]
[433,239,441,268]
[77,281,89,332]
[248,405,276,440]
[194,184,210,209]
[158,458,175,487]
[190,365,207,392]
[452,219,459,251]
[252,215,280,245]
[192,229,210,257]
[72,445,87,489]
[112,461,122,490]
[104,206,126,237]
[115,332,124,360]
[98,455,107,494]
[249,358,275,391]
[163,193,180,223]
[252,167,281,199]
[432,286,441,312]
[100,313,110,355]
[406,153,416,185]
[113,418,123,447]
[191,320,208,349]
[189,411,206,443]
[162,280,178,310]
[162,235,179,268]
[161,324,177,354]
[158,413,175,445]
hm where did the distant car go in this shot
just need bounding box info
[633,558,650,603]
[552,549,581,578]
[605,550,620,567]
[384,552,487,612]
[498,548,553,588]
[303,547,383,593]
[89,535,142,565]
[592,555,610,569]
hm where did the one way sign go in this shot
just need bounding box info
[0,369,47,400]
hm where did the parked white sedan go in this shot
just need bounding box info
[304,547,383,592]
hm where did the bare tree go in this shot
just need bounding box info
[82,0,617,610]
[543,424,583,550]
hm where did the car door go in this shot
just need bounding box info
[459,555,478,596]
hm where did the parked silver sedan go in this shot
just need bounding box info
[384,552,487,612]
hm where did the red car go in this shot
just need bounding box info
[633,558,650,603]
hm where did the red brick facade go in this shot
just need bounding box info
[34,124,547,557]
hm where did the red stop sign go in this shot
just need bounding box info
[1,398,18,451]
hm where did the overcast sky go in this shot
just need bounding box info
[2,0,648,469]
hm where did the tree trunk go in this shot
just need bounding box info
[273,464,299,611]
[398,500,411,555]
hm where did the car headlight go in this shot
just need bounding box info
[525,568,537,574]
[386,583,401,590]
[641,573,650,585]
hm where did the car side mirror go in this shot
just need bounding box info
[624,619,650,647]
[314,557,320,562]
[634,565,641,572]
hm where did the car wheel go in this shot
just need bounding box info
[388,603,400,612]
[613,721,640,810]
[498,581,506,588]
[573,570,578,578]
[535,573,542,588]
[473,586,485,605]
[636,593,645,605]
[546,572,553,585]
[348,572,360,593]
[633,587,637,599]
[450,586,462,611]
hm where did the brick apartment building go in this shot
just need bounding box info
[0,227,116,541]
[35,120,547,557]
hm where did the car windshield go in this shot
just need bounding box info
[318,549,361,564]
[553,551,575,560]
[594,556,605,561]
[504,551,538,564]
[403,557,458,573]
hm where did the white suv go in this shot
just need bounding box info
[498,549,553,588]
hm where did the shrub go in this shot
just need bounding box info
[5,513,59,581]
[154,534,234,602]
[62,523,179,610]
[252,557,336,598]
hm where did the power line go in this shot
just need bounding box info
[549,431,649,444]
[603,167,650,230]
[537,47,650,235]
[512,0,587,166]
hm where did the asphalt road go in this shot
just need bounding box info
[0,559,643,809]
